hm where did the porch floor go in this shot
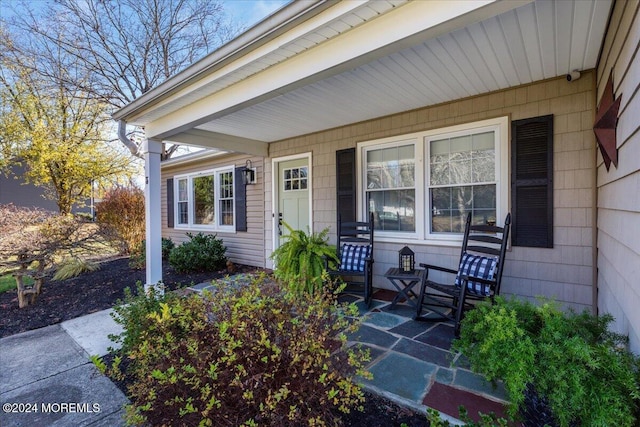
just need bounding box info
[340,288,511,424]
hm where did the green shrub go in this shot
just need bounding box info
[96,186,145,254]
[168,232,226,273]
[119,276,369,426]
[271,223,338,296]
[454,297,640,426]
[129,237,175,270]
[53,258,99,280]
[109,282,177,355]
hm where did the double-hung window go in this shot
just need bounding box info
[359,116,508,244]
[365,142,416,232]
[428,129,497,234]
[174,167,235,231]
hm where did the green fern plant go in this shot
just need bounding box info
[271,222,338,296]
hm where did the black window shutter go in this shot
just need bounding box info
[167,178,174,228]
[511,115,553,247]
[234,167,247,232]
[336,148,356,224]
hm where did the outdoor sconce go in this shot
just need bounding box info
[243,159,256,185]
[399,246,415,273]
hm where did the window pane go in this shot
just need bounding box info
[178,179,188,201]
[472,131,495,182]
[367,189,415,232]
[178,202,188,224]
[450,135,472,153]
[430,184,497,232]
[220,200,234,225]
[193,175,215,225]
[219,171,233,198]
[218,171,234,226]
[449,158,472,184]
[367,145,414,189]
[473,184,496,208]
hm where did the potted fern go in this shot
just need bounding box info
[453,297,640,427]
[271,222,338,296]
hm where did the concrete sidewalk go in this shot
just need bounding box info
[0,310,127,427]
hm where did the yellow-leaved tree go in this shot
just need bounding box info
[0,28,139,214]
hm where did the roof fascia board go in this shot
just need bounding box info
[166,129,269,157]
[113,0,333,121]
[146,0,530,141]
[161,150,227,168]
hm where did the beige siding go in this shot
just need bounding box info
[595,0,640,353]
[266,73,598,312]
[161,153,265,268]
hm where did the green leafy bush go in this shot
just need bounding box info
[128,237,175,270]
[271,223,338,295]
[454,297,640,426]
[168,232,226,273]
[96,186,145,254]
[109,282,176,355]
[118,276,369,426]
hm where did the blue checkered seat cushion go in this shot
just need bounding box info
[339,244,371,272]
[454,252,497,296]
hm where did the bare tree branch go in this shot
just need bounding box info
[2,0,240,159]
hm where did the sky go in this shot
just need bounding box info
[0,1,291,28]
[224,0,291,27]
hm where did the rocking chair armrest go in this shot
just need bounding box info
[458,274,496,286]
[419,263,457,275]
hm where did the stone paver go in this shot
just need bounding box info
[365,352,436,402]
[344,294,511,422]
[363,311,408,329]
[392,337,453,367]
[346,324,399,348]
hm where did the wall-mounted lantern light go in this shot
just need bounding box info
[243,159,256,185]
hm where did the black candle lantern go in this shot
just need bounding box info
[399,246,414,272]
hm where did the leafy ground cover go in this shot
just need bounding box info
[0,256,430,426]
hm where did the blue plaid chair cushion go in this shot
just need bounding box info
[454,252,497,296]
[340,244,371,272]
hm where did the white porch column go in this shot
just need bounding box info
[143,139,163,294]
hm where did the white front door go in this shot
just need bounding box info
[274,156,311,250]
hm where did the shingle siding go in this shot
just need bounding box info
[266,72,598,313]
[595,0,640,354]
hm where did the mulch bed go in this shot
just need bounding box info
[0,257,430,426]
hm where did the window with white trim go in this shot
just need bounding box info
[174,167,235,231]
[359,117,508,244]
[428,130,496,233]
[365,142,415,232]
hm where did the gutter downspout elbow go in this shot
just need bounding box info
[118,120,143,159]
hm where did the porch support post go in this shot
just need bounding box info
[143,138,163,294]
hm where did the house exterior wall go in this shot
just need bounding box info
[161,153,265,268]
[266,73,598,312]
[0,163,92,215]
[595,0,640,353]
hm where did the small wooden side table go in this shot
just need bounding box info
[384,267,425,309]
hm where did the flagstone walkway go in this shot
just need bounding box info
[341,289,511,424]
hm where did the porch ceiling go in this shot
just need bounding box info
[116,0,612,154]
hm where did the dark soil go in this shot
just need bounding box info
[0,257,429,426]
